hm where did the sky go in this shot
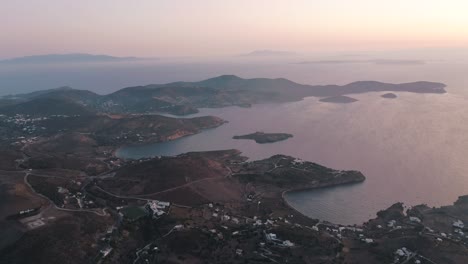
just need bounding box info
[1,0,468,58]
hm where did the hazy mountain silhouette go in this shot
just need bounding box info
[297,59,426,65]
[0,53,148,64]
[0,75,446,116]
[240,50,297,57]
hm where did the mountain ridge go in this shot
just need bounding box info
[240,50,297,57]
[0,75,447,116]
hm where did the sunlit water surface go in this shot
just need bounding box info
[118,63,468,225]
[29,60,463,225]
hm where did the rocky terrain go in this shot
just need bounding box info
[233,132,293,143]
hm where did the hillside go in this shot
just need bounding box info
[28,114,226,145]
[98,150,365,205]
[100,75,446,114]
[0,97,95,116]
[1,75,447,116]
[19,114,225,174]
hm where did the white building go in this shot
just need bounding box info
[266,233,277,241]
[453,220,465,229]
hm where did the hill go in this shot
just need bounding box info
[0,97,95,116]
[2,75,447,116]
[19,114,225,174]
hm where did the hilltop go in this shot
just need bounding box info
[0,97,96,116]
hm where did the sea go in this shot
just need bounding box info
[2,55,468,225]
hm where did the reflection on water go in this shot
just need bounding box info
[119,89,468,225]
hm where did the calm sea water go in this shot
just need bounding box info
[1,54,467,96]
[7,58,463,225]
[117,61,468,225]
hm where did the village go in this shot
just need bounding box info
[1,110,467,263]
[0,114,78,141]
[10,179,468,264]
[95,191,468,263]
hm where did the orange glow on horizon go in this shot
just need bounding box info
[0,0,467,57]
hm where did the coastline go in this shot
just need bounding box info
[281,179,366,225]
[113,120,228,159]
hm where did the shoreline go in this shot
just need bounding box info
[281,179,366,226]
[112,122,228,159]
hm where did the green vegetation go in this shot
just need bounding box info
[120,206,147,222]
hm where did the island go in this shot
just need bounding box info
[233,132,293,143]
[381,93,398,99]
[319,95,358,103]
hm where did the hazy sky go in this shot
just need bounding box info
[1,0,467,58]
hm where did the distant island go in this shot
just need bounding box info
[381,93,398,99]
[0,53,149,64]
[298,59,426,65]
[240,50,297,57]
[233,132,293,143]
[319,95,358,103]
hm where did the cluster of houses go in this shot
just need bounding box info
[1,114,49,125]
[57,186,95,209]
[0,114,79,140]
[206,203,298,250]
[1,114,75,143]
[415,218,468,244]
[112,131,154,144]
[393,247,419,264]
[145,200,170,218]
[11,136,38,146]
[97,227,117,260]
[1,114,70,134]
[265,232,295,247]
[132,242,160,263]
